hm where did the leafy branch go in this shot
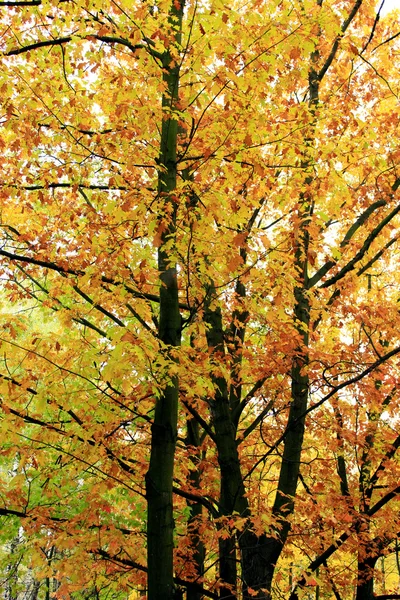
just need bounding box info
[4,33,162,60]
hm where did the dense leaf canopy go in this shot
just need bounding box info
[0,0,399,599]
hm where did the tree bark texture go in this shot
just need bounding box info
[145,2,184,599]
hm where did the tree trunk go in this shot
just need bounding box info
[5,532,20,600]
[204,282,275,599]
[205,289,245,599]
[186,417,205,600]
[204,271,310,599]
[247,52,317,600]
[237,296,310,598]
[145,2,184,599]
[356,555,378,600]
[237,194,311,599]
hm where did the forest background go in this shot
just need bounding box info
[0,0,399,600]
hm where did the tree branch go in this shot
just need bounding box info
[180,398,216,442]
[237,398,274,445]
[232,376,268,423]
[367,431,400,497]
[309,200,386,287]
[5,33,162,60]
[0,249,190,309]
[95,549,219,599]
[357,235,398,276]
[320,202,400,288]
[289,484,400,599]
[244,344,400,482]
[15,264,109,338]
[72,284,125,327]
[318,0,363,82]
[0,507,28,517]
[0,0,71,4]
[361,0,385,54]
[1,182,130,191]
[173,485,219,518]
[5,37,72,56]
[0,249,82,275]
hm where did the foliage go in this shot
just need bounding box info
[0,0,399,599]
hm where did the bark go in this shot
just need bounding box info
[204,281,278,600]
[205,287,245,599]
[186,417,206,600]
[27,580,41,600]
[228,259,249,424]
[5,515,21,600]
[200,48,317,600]
[237,280,310,599]
[355,555,378,600]
[145,2,184,599]
[236,149,312,599]
[202,250,311,599]
[258,47,318,600]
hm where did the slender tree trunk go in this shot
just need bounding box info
[28,580,41,600]
[186,417,205,600]
[236,134,312,597]
[202,54,315,597]
[238,278,310,598]
[241,46,318,600]
[204,281,272,599]
[204,271,311,599]
[205,289,245,599]
[203,294,311,600]
[356,555,378,600]
[5,535,19,600]
[145,2,184,599]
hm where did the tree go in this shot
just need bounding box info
[0,0,399,599]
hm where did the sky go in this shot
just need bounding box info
[380,0,400,16]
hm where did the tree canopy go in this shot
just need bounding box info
[0,0,400,599]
